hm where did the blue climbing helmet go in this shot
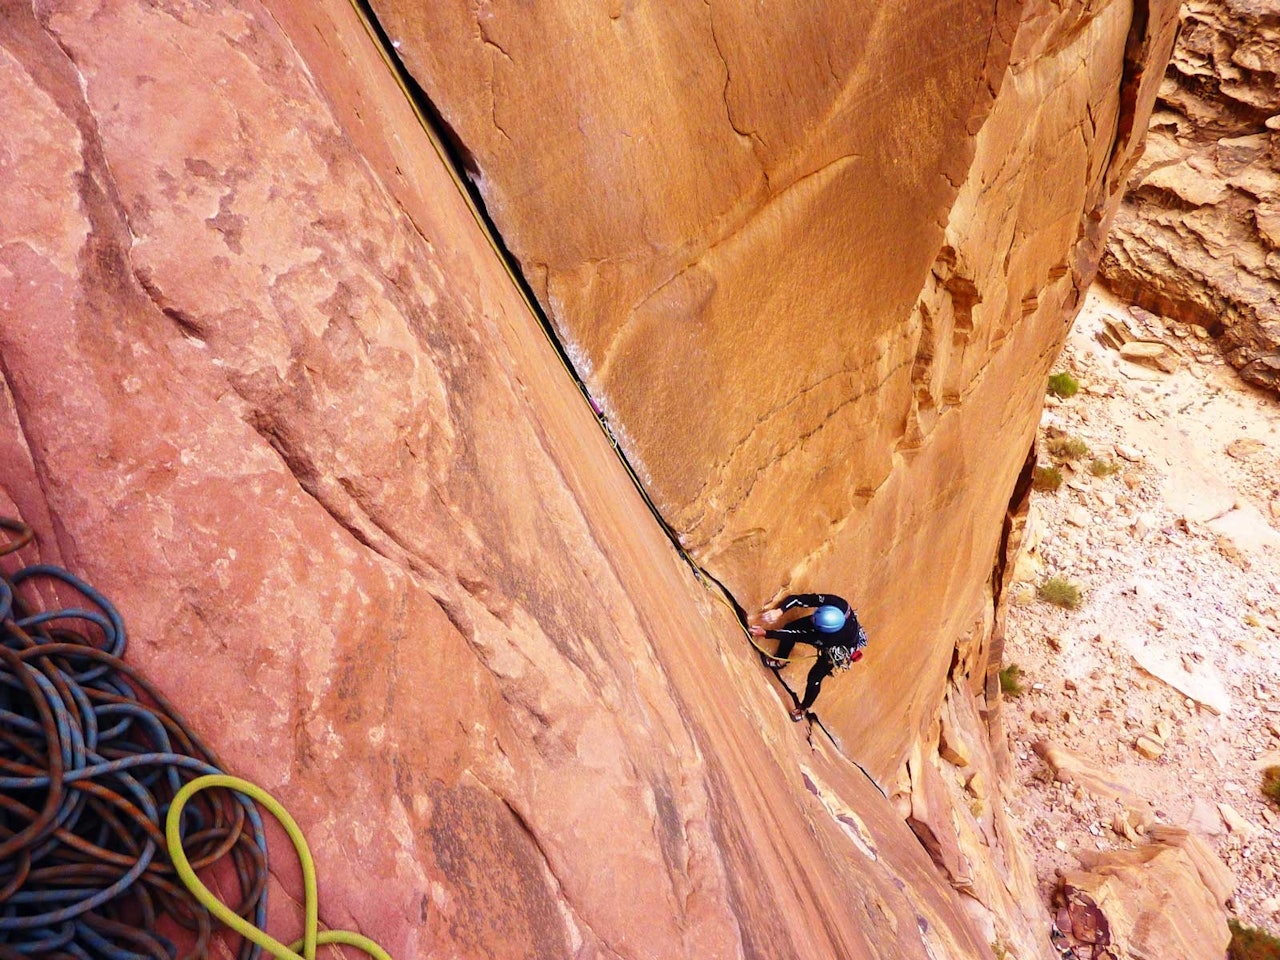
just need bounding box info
[812,604,847,633]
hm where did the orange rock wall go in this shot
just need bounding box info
[0,1,1182,958]
[373,0,1180,778]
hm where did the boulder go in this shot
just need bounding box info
[1127,641,1232,715]
[1063,826,1233,960]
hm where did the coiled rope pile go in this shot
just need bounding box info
[1,517,392,959]
[0,517,268,959]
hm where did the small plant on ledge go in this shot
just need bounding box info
[1262,766,1280,807]
[1038,576,1082,610]
[1228,919,1280,960]
[1046,435,1090,461]
[1048,371,1080,398]
[1089,458,1121,477]
[1032,465,1063,491]
[999,664,1025,698]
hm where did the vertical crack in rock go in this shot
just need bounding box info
[703,0,761,155]
[981,442,1036,755]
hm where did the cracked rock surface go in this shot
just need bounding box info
[373,0,1181,786]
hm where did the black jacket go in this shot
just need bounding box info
[763,594,867,711]
[763,593,867,652]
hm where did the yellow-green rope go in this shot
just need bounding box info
[165,775,393,960]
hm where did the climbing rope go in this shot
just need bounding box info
[166,776,391,960]
[344,1,813,675]
[0,518,391,959]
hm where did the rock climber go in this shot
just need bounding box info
[750,593,867,721]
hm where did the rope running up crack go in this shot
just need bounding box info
[344,1,886,800]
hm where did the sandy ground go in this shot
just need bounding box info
[1003,285,1280,934]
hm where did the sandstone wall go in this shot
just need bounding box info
[1,1,1185,957]
[1101,0,1280,392]
[0,1,1027,957]
[373,0,1180,781]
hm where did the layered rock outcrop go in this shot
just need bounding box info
[1,1,1181,958]
[1061,827,1234,960]
[1101,0,1280,392]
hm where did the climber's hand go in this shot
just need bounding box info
[749,624,766,637]
[760,608,783,626]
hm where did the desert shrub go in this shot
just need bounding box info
[1263,766,1280,806]
[1032,465,1063,491]
[1228,919,1280,960]
[1038,576,1082,609]
[1089,458,1121,477]
[999,664,1024,697]
[1046,436,1090,461]
[1048,372,1080,398]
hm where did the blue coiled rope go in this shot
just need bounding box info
[0,518,269,960]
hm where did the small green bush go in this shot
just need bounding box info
[1032,465,1063,491]
[1048,372,1080,398]
[1228,919,1280,960]
[1089,458,1121,478]
[1046,436,1090,461]
[999,664,1024,697]
[1263,766,1280,806]
[1038,576,1082,610]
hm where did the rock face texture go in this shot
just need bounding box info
[374,0,1180,777]
[1,1,1182,959]
[1101,0,1280,392]
[0,1,1020,957]
[1062,827,1233,960]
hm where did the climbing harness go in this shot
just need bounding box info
[0,518,391,959]
[829,645,855,671]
